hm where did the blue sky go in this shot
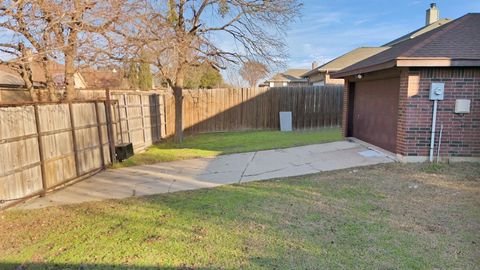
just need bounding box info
[286,0,480,69]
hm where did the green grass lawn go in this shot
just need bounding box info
[113,128,342,168]
[1,163,479,269]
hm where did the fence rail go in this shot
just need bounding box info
[164,86,343,137]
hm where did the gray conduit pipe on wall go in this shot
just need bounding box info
[428,82,444,163]
[429,100,438,162]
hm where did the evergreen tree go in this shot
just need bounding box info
[138,60,153,91]
[127,62,139,89]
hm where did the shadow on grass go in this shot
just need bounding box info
[2,255,291,270]
[0,262,234,269]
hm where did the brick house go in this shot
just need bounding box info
[332,13,480,162]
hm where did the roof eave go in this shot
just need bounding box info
[301,69,319,77]
[332,58,480,79]
[302,68,341,78]
[331,60,397,78]
[396,58,480,67]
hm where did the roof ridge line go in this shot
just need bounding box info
[402,14,469,57]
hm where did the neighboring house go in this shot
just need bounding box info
[302,47,389,86]
[263,69,309,87]
[0,61,87,89]
[80,68,128,89]
[302,3,451,87]
[332,12,480,162]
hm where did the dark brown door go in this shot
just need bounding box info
[352,77,399,152]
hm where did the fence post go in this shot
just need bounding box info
[114,94,124,144]
[152,93,160,142]
[94,101,105,168]
[160,94,168,138]
[68,102,81,177]
[123,93,131,142]
[33,104,47,196]
[139,93,147,145]
[105,90,116,163]
[156,94,161,142]
[152,94,157,142]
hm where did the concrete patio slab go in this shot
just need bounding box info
[17,141,394,209]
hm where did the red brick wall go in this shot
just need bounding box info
[396,69,409,155]
[400,67,480,158]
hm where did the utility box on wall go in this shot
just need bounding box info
[455,99,471,114]
[429,82,445,100]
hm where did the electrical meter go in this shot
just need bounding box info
[429,82,444,100]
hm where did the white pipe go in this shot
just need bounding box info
[436,124,443,163]
[429,100,438,162]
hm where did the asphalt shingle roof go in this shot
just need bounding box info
[382,18,452,46]
[302,47,390,77]
[267,69,309,82]
[334,13,480,77]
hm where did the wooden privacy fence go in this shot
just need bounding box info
[0,90,166,208]
[0,100,115,207]
[164,85,343,136]
[1,86,341,208]
[109,92,165,153]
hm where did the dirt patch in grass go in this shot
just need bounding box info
[1,162,479,269]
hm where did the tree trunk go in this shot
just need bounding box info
[173,86,183,143]
[172,64,186,143]
[18,44,37,101]
[64,2,79,101]
[41,57,57,101]
[19,66,36,102]
[64,48,76,100]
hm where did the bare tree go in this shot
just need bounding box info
[240,60,268,87]
[144,0,301,143]
[0,1,58,100]
[0,0,134,100]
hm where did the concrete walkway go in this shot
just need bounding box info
[18,141,394,209]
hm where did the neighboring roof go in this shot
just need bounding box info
[0,67,26,87]
[302,47,390,77]
[266,69,309,82]
[0,60,91,89]
[383,18,452,46]
[80,69,125,89]
[333,13,480,78]
[0,63,54,87]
